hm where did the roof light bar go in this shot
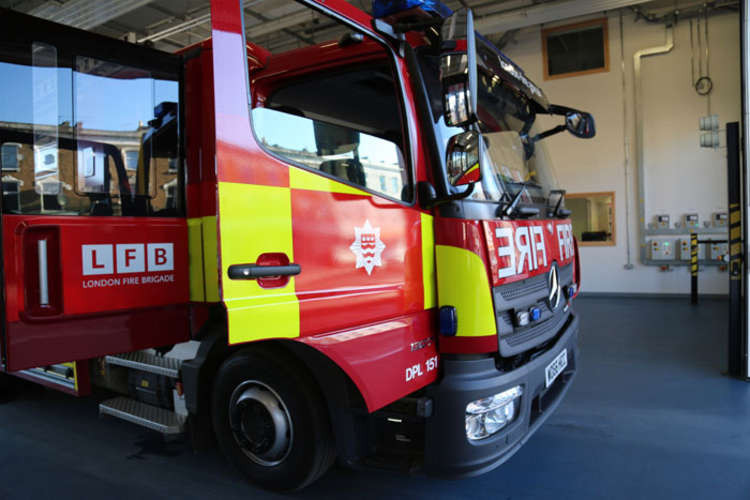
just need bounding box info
[372,0,452,20]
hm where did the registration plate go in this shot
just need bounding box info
[545,348,568,388]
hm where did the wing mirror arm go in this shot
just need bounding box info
[530,124,567,144]
[418,180,476,210]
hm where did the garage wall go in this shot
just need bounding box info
[501,7,741,294]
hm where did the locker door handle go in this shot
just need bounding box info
[227,263,301,280]
[22,225,61,317]
[37,239,49,306]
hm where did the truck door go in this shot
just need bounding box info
[0,11,190,371]
[210,0,438,409]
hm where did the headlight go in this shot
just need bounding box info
[465,386,523,440]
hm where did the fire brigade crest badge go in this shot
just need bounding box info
[350,219,386,275]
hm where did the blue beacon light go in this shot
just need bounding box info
[372,0,453,20]
[529,307,542,322]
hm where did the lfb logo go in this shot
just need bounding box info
[349,220,385,275]
[82,243,173,276]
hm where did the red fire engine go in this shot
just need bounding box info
[0,0,592,491]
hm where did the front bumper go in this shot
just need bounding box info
[423,313,579,478]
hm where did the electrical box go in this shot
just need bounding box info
[649,239,675,261]
[709,242,728,261]
[679,238,706,261]
[684,213,699,229]
[655,215,670,229]
[713,212,728,228]
[699,114,719,131]
[699,115,721,149]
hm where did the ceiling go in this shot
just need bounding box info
[0,0,671,54]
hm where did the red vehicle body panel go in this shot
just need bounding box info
[0,0,580,423]
[3,215,190,370]
[209,0,439,412]
[184,43,218,220]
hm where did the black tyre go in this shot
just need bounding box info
[211,347,336,491]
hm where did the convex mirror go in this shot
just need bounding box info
[446,130,481,186]
[565,111,595,138]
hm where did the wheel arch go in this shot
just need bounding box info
[181,329,369,457]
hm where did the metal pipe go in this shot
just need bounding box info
[29,0,154,30]
[631,1,738,25]
[742,0,750,380]
[138,0,264,43]
[697,15,703,78]
[705,9,712,114]
[634,24,674,264]
[690,19,696,86]
[705,8,710,77]
[620,11,634,270]
[138,13,210,43]
[474,0,654,34]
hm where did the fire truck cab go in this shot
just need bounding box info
[0,0,590,491]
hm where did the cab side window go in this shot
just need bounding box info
[252,62,411,202]
[0,42,181,216]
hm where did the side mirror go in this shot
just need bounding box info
[442,71,473,127]
[441,9,478,127]
[446,131,481,186]
[565,111,596,139]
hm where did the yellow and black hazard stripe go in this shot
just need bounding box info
[729,203,742,281]
[690,233,698,277]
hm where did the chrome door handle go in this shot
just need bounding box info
[227,263,301,280]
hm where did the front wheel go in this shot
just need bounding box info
[211,348,336,491]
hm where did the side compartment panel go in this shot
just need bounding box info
[3,215,190,371]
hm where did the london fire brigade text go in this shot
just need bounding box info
[82,243,174,276]
[82,274,176,288]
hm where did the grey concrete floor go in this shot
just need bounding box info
[1,297,749,499]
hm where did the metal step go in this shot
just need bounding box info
[99,396,185,434]
[105,352,181,378]
[19,364,76,391]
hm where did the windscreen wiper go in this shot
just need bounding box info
[548,189,572,218]
[499,182,540,218]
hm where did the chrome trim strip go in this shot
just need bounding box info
[37,239,49,306]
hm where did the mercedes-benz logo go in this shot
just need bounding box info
[547,263,561,310]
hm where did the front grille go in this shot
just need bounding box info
[494,263,574,356]
[499,276,547,301]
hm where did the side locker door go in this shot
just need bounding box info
[0,11,190,372]
[210,0,438,411]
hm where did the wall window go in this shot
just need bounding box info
[542,18,609,80]
[1,143,20,171]
[163,178,177,210]
[124,150,139,171]
[2,176,21,212]
[567,191,615,246]
[38,179,63,213]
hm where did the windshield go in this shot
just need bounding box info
[475,64,559,205]
[419,37,560,208]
